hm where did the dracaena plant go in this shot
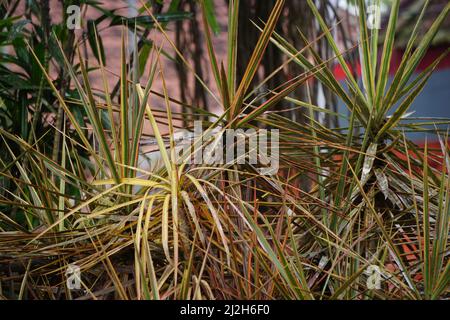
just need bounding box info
[0,0,448,300]
[267,0,450,298]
